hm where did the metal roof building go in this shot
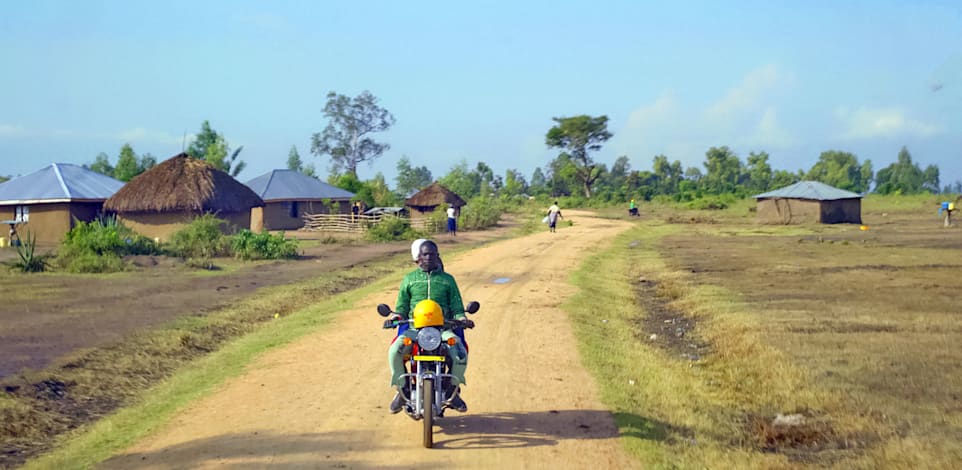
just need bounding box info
[244,170,355,230]
[753,181,862,224]
[0,163,124,243]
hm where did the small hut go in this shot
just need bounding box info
[244,170,355,230]
[405,182,467,223]
[0,163,123,244]
[754,181,862,224]
[104,154,264,241]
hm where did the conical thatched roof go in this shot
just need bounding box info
[405,182,466,208]
[104,154,264,213]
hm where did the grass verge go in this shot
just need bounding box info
[564,221,853,468]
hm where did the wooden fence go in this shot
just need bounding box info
[301,213,441,233]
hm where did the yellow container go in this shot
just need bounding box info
[950,202,956,211]
[0,237,7,248]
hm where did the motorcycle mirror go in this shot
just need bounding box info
[465,301,480,314]
[376,304,393,317]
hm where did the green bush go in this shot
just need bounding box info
[167,214,231,259]
[231,230,299,260]
[365,216,423,242]
[686,193,737,210]
[459,197,505,230]
[55,216,156,273]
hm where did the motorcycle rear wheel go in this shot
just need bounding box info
[423,378,434,448]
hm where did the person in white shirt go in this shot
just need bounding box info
[547,202,563,233]
[446,204,457,236]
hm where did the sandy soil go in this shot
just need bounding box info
[102,211,639,469]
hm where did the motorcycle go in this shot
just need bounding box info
[377,300,480,448]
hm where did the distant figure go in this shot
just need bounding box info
[941,201,955,227]
[547,201,563,233]
[447,204,457,236]
[628,198,639,217]
[8,223,20,247]
[352,201,360,222]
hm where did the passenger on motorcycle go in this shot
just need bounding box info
[388,239,472,414]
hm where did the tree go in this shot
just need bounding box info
[502,169,527,198]
[186,120,246,177]
[395,156,433,196]
[311,90,396,178]
[286,145,316,177]
[0,175,9,183]
[88,152,114,177]
[139,153,157,174]
[114,144,140,182]
[702,146,744,194]
[745,151,773,193]
[439,160,479,199]
[771,169,801,189]
[529,167,547,195]
[545,115,613,198]
[805,150,868,192]
[874,146,936,194]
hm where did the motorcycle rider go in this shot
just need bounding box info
[388,239,472,413]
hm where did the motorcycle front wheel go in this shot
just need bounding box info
[423,378,434,448]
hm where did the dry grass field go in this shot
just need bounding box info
[573,195,962,468]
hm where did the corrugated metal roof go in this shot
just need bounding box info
[0,163,124,204]
[753,181,862,200]
[244,170,355,201]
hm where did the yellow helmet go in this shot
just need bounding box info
[412,299,443,328]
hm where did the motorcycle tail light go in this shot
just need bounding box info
[447,338,457,346]
[402,337,413,346]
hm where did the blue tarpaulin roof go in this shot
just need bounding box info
[0,163,124,204]
[753,181,862,201]
[245,170,355,201]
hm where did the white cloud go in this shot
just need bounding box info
[613,65,795,168]
[705,64,781,121]
[835,106,940,139]
[0,124,27,137]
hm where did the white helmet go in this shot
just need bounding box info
[411,238,427,261]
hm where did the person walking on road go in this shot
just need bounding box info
[547,201,563,233]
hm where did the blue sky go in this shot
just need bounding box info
[2,1,961,188]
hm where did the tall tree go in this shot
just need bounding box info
[529,167,547,195]
[502,169,528,198]
[805,150,867,192]
[395,155,433,196]
[311,90,396,178]
[186,120,246,177]
[874,146,936,194]
[439,160,479,199]
[702,146,744,194]
[88,152,114,177]
[545,115,613,198]
[114,144,140,182]
[286,145,316,177]
[745,151,773,193]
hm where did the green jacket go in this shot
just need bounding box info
[395,268,465,320]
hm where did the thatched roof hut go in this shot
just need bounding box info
[104,154,264,240]
[405,182,466,219]
[753,181,862,224]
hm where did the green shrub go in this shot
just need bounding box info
[459,197,505,230]
[55,216,156,273]
[5,231,49,273]
[686,193,737,210]
[231,230,299,260]
[167,214,231,259]
[365,216,423,242]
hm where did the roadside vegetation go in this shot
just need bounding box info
[566,196,962,468]
[3,254,408,469]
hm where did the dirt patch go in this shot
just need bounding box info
[633,278,710,361]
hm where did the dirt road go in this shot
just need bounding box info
[103,211,638,469]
